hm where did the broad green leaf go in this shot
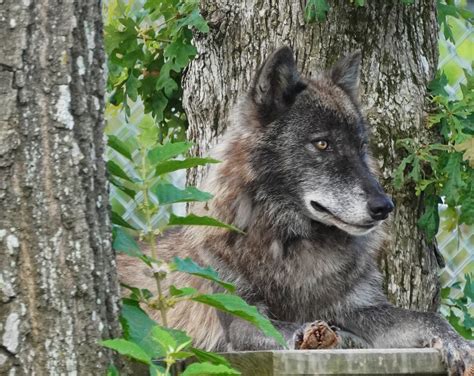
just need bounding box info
[190,348,232,368]
[121,299,191,359]
[148,142,193,164]
[150,325,177,351]
[101,339,151,365]
[152,184,213,205]
[126,72,141,102]
[155,157,219,176]
[164,36,198,68]
[417,195,440,241]
[109,175,137,199]
[149,364,166,376]
[168,214,243,234]
[182,362,240,375]
[173,257,235,292]
[111,211,137,230]
[107,364,120,376]
[304,0,329,22]
[447,312,473,340]
[107,160,135,183]
[108,135,133,160]
[137,115,159,148]
[442,153,464,206]
[113,227,142,257]
[393,154,414,189]
[169,285,199,298]
[464,274,474,301]
[355,0,365,6]
[192,294,287,348]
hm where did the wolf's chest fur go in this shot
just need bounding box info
[196,217,383,323]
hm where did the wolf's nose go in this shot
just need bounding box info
[368,196,394,221]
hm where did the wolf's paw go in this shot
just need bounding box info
[293,320,340,350]
[431,336,474,376]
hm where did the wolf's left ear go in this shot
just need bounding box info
[330,51,362,101]
[250,46,306,125]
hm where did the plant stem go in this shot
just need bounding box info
[141,147,168,327]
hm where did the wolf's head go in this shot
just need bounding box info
[242,47,393,236]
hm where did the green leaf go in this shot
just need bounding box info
[400,0,414,4]
[107,160,134,183]
[459,179,474,225]
[173,257,235,292]
[355,0,365,6]
[152,184,213,205]
[417,194,440,241]
[155,157,219,176]
[169,285,199,298]
[182,362,240,375]
[120,299,190,358]
[192,294,287,348]
[304,0,329,22]
[108,135,133,160]
[164,36,198,68]
[190,348,232,368]
[150,325,177,351]
[111,211,137,230]
[107,364,120,376]
[149,364,166,376]
[442,153,464,206]
[126,72,141,102]
[393,154,414,189]
[148,142,193,164]
[101,339,151,365]
[113,226,142,257]
[429,72,449,97]
[464,274,474,301]
[168,214,243,233]
[447,312,473,340]
[109,175,137,199]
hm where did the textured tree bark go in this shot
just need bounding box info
[184,1,441,311]
[0,0,121,374]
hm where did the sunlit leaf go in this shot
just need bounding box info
[192,293,287,347]
[168,214,243,234]
[152,184,213,205]
[173,257,235,292]
[101,339,151,365]
[155,157,219,176]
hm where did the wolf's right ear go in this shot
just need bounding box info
[250,47,306,125]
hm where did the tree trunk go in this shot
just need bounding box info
[184,1,441,311]
[0,0,120,374]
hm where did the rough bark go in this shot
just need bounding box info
[184,1,441,311]
[0,0,121,374]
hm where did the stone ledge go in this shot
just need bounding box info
[222,348,446,375]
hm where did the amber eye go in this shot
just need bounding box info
[314,140,329,151]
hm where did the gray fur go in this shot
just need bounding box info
[118,47,472,375]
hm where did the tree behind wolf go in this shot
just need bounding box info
[183,1,440,311]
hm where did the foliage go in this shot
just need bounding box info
[393,68,474,240]
[440,274,474,340]
[105,0,208,141]
[103,1,286,374]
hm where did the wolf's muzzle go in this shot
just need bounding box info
[367,195,394,221]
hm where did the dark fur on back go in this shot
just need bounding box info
[118,48,472,372]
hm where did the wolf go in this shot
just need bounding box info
[118,47,473,375]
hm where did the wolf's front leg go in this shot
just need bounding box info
[340,305,473,376]
[224,316,300,350]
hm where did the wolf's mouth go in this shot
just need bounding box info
[310,201,375,230]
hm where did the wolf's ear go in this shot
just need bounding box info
[250,47,306,125]
[330,51,362,100]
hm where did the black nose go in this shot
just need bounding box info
[368,196,394,221]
